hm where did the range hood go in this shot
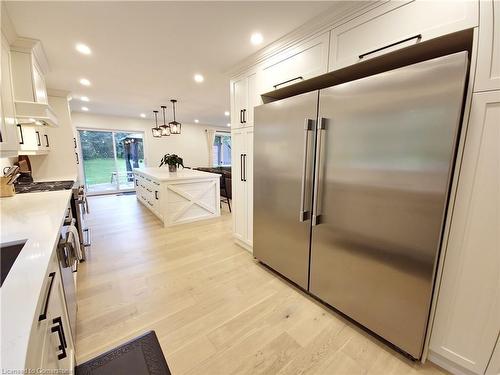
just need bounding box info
[10,37,59,127]
[15,101,58,127]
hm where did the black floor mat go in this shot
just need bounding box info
[75,331,171,375]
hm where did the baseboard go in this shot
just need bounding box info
[428,351,478,375]
[234,237,253,253]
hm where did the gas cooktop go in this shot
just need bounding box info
[15,180,75,194]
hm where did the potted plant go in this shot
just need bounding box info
[159,153,184,172]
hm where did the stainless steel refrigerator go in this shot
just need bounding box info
[253,52,468,359]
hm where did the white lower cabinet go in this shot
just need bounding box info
[231,126,253,250]
[430,90,500,374]
[329,0,478,70]
[25,252,74,372]
[134,170,220,226]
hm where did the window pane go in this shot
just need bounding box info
[213,134,231,166]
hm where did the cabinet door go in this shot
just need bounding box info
[245,127,253,247]
[475,0,500,92]
[232,77,248,129]
[430,90,500,374]
[41,274,74,371]
[260,32,329,93]
[231,128,247,242]
[0,35,19,154]
[18,124,42,153]
[330,0,478,70]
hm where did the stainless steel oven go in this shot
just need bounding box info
[70,184,91,261]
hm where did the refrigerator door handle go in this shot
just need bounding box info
[299,118,314,222]
[312,117,327,226]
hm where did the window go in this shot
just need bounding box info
[213,133,231,166]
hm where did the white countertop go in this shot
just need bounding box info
[0,190,72,370]
[133,167,221,181]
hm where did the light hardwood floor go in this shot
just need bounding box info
[76,194,447,375]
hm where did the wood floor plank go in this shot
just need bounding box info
[75,194,448,374]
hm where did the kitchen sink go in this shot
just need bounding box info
[1,240,27,287]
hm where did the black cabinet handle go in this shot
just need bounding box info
[39,272,56,321]
[73,137,77,148]
[155,191,158,200]
[359,34,422,59]
[273,76,303,89]
[44,134,49,147]
[243,154,247,182]
[75,152,79,164]
[240,154,244,181]
[243,109,246,123]
[17,124,24,144]
[135,179,138,187]
[51,317,67,360]
[239,110,243,124]
[36,131,41,146]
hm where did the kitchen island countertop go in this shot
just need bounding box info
[133,167,221,181]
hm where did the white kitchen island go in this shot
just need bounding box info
[133,168,221,226]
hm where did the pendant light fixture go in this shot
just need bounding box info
[151,110,161,138]
[159,105,171,136]
[169,99,181,134]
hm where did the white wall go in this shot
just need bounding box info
[71,112,226,169]
[29,94,78,181]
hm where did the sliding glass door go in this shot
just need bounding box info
[78,129,145,194]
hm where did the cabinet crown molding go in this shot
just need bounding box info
[227,1,382,78]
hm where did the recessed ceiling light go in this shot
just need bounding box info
[194,119,199,123]
[194,74,204,83]
[76,43,91,55]
[80,96,89,102]
[250,32,263,45]
[79,78,91,86]
[81,106,89,111]
[140,113,146,118]
[224,111,230,116]
[227,123,231,127]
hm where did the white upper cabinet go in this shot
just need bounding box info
[475,0,500,92]
[17,124,49,155]
[0,33,19,156]
[430,90,500,374]
[231,72,259,129]
[258,32,329,94]
[329,0,479,71]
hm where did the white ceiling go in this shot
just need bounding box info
[5,1,340,126]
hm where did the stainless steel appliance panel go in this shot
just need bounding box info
[254,91,319,289]
[309,52,468,358]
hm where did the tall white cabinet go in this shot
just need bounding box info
[231,125,253,250]
[231,69,259,251]
[429,90,500,374]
